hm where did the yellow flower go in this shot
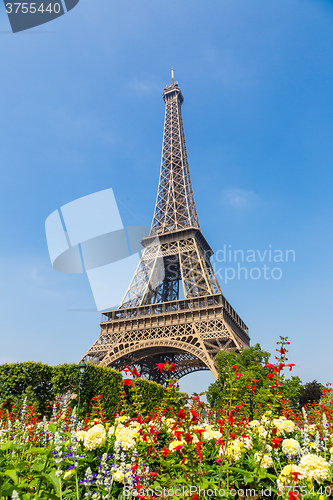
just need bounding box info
[273,417,295,435]
[277,464,302,492]
[282,438,301,457]
[299,454,330,483]
[115,426,139,450]
[112,464,132,483]
[64,469,75,480]
[83,424,106,451]
[307,424,317,435]
[248,419,261,428]
[76,430,86,443]
[238,435,253,450]
[254,453,273,469]
[222,441,243,461]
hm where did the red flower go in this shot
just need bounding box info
[123,378,132,386]
[291,471,302,483]
[174,430,183,441]
[155,363,165,373]
[191,494,199,500]
[264,363,281,373]
[271,437,282,449]
[285,363,297,371]
[185,432,193,444]
[174,444,183,453]
[190,409,199,423]
[132,367,140,378]
[177,409,186,419]
[196,441,203,461]
[195,429,204,438]
[162,447,170,457]
[169,362,176,372]
[288,491,300,500]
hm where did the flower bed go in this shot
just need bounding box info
[0,341,332,500]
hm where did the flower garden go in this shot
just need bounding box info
[0,338,332,500]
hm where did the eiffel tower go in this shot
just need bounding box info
[81,71,250,383]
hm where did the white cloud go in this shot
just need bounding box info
[221,188,260,209]
[126,78,161,94]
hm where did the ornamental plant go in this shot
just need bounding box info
[0,337,332,500]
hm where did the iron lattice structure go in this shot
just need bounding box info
[81,72,250,383]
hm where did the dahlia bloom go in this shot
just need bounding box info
[299,454,330,483]
[254,453,273,469]
[282,438,301,457]
[222,441,244,461]
[273,416,295,435]
[112,464,132,483]
[76,430,86,443]
[277,464,303,492]
[114,425,139,450]
[83,424,106,451]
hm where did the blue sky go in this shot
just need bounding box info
[1,0,333,396]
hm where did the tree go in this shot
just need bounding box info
[207,344,273,419]
[207,343,304,417]
[280,375,302,407]
[299,380,323,407]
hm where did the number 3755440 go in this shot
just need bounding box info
[5,3,61,14]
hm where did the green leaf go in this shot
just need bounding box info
[0,441,15,451]
[26,447,48,455]
[33,462,45,472]
[48,422,57,433]
[4,469,18,483]
[42,469,60,494]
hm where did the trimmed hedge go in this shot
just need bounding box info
[0,362,186,420]
[0,362,53,415]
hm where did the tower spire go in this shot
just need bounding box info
[150,74,199,235]
[171,68,175,85]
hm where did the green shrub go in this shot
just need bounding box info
[0,362,183,420]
